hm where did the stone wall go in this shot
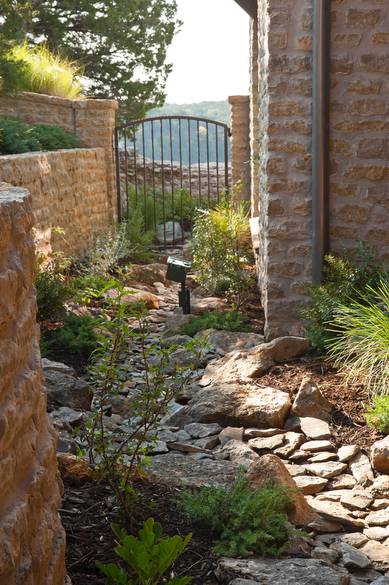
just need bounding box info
[329,0,389,262]
[0,183,66,584]
[120,152,231,203]
[0,92,118,221]
[255,0,313,339]
[0,149,111,258]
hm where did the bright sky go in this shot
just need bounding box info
[165,0,250,103]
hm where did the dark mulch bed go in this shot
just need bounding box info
[260,356,384,449]
[62,477,219,585]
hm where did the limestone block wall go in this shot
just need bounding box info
[0,149,111,258]
[0,183,66,584]
[229,96,251,200]
[0,92,118,220]
[256,0,313,339]
[329,0,389,262]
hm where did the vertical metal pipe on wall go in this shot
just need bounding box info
[312,0,331,284]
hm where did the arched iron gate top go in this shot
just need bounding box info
[114,114,231,246]
[119,114,231,135]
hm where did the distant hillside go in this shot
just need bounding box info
[148,101,230,125]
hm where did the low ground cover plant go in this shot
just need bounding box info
[3,44,83,98]
[364,395,389,434]
[41,313,100,364]
[191,197,254,307]
[180,475,294,558]
[178,310,251,337]
[97,519,192,585]
[326,279,389,397]
[301,246,389,353]
[0,116,80,154]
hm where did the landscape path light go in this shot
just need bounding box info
[166,256,192,314]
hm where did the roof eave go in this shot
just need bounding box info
[233,0,257,18]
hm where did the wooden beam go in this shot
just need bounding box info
[233,0,257,18]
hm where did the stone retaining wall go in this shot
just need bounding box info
[0,148,111,258]
[0,183,66,584]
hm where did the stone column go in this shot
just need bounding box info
[0,182,67,584]
[250,13,260,216]
[256,0,313,340]
[228,95,251,201]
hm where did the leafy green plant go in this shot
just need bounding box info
[75,284,203,517]
[301,246,389,353]
[180,475,294,558]
[97,519,192,585]
[191,197,254,307]
[35,238,72,322]
[41,313,100,363]
[178,310,251,337]
[0,116,80,154]
[364,395,389,434]
[5,43,83,98]
[70,272,122,305]
[326,279,389,396]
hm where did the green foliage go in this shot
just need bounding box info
[364,395,389,434]
[180,475,294,558]
[326,279,389,396]
[97,519,192,585]
[71,272,122,305]
[35,241,72,322]
[191,198,254,307]
[41,314,99,363]
[76,284,203,517]
[4,44,82,98]
[0,1,180,118]
[0,116,80,154]
[301,247,389,353]
[178,310,251,337]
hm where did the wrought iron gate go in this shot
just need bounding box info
[114,115,231,246]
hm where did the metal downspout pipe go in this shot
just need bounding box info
[312,0,331,284]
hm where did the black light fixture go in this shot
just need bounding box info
[166,256,191,314]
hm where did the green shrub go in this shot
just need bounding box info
[41,314,99,363]
[191,198,254,307]
[180,475,294,558]
[301,247,389,353]
[178,310,251,337]
[97,519,192,585]
[5,44,83,98]
[0,116,80,154]
[326,279,389,396]
[36,270,71,322]
[364,396,389,434]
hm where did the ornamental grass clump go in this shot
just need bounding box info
[326,279,389,397]
[6,44,83,98]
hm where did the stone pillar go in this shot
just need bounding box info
[255,0,313,340]
[0,182,67,584]
[250,12,260,216]
[0,92,119,221]
[228,95,251,201]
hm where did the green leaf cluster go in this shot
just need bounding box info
[364,395,389,433]
[97,519,192,585]
[180,475,294,558]
[178,310,251,337]
[301,246,389,353]
[191,198,255,307]
[0,116,80,154]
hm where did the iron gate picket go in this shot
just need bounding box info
[114,115,231,246]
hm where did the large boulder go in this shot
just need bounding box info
[371,436,389,474]
[176,383,291,429]
[247,454,318,526]
[127,263,168,286]
[292,378,332,420]
[218,558,350,585]
[201,336,310,385]
[44,368,92,411]
[104,287,159,309]
[195,329,265,356]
